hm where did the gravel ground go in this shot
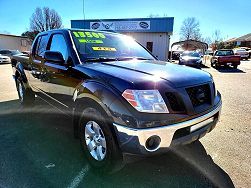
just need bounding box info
[0,60,250,188]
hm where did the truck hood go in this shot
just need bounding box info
[82,60,212,88]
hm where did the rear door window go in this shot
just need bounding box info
[35,35,49,59]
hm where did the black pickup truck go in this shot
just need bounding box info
[11,29,222,173]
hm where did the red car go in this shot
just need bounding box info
[211,49,241,69]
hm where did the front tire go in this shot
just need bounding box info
[78,105,123,174]
[16,78,35,105]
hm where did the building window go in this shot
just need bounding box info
[146,42,153,52]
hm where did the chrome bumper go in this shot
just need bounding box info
[113,101,222,154]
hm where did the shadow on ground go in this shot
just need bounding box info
[214,66,246,73]
[0,99,235,188]
[201,64,210,68]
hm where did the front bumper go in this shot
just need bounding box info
[113,100,222,155]
[180,60,201,66]
[240,54,249,58]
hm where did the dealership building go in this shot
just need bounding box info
[71,17,174,61]
[0,33,31,52]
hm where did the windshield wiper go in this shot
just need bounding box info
[85,57,118,62]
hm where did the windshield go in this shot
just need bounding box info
[71,30,155,62]
[215,50,234,56]
[11,50,21,55]
[236,49,246,52]
[181,51,200,57]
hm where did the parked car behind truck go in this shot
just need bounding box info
[11,29,222,173]
[211,49,241,69]
[0,54,11,64]
[179,51,203,68]
[233,48,249,60]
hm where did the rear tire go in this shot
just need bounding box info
[16,78,35,105]
[78,105,124,174]
[233,65,238,69]
[215,63,220,69]
[211,61,215,68]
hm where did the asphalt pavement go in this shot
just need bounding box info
[0,60,250,188]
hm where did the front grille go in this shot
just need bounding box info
[186,84,211,107]
[166,92,184,112]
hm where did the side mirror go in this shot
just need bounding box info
[44,51,64,64]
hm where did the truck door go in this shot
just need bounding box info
[29,34,49,93]
[42,33,80,109]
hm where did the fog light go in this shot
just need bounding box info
[145,135,161,151]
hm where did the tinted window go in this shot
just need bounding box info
[49,34,68,61]
[36,35,48,58]
[0,50,11,55]
[181,51,200,57]
[10,50,21,55]
[215,50,234,56]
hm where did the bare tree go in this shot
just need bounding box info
[180,17,201,41]
[212,30,222,43]
[201,36,212,45]
[30,7,62,32]
[211,30,224,50]
[21,30,39,40]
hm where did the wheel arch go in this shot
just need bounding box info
[72,81,119,139]
[15,62,28,84]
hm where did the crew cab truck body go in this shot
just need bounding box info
[211,49,241,69]
[12,29,222,173]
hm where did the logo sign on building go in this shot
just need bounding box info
[90,21,150,31]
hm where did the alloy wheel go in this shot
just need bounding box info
[85,121,107,161]
[18,82,24,102]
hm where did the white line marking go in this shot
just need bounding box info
[67,165,89,188]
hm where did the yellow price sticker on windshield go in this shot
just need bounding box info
[92,47,117,51]
[79,39,103,44]
[74,31,106,39]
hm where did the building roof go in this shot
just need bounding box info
[0,33,28,38]
[171,39,208,50]
[225,37,237,43]
[235,33,251,41]
[71,17,174,33]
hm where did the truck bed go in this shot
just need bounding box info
[217,55,240,63]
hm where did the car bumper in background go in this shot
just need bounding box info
[0,59,11,63]
[179,60,201,66]
[240,54,249,58]
[113,100,222,155]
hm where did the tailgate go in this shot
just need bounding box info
[218,55,240,62]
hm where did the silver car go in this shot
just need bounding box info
[179,51,203,68]
[0,54,11,64]
[233,49,249,60]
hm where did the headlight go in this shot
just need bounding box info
[122,89,169,113]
